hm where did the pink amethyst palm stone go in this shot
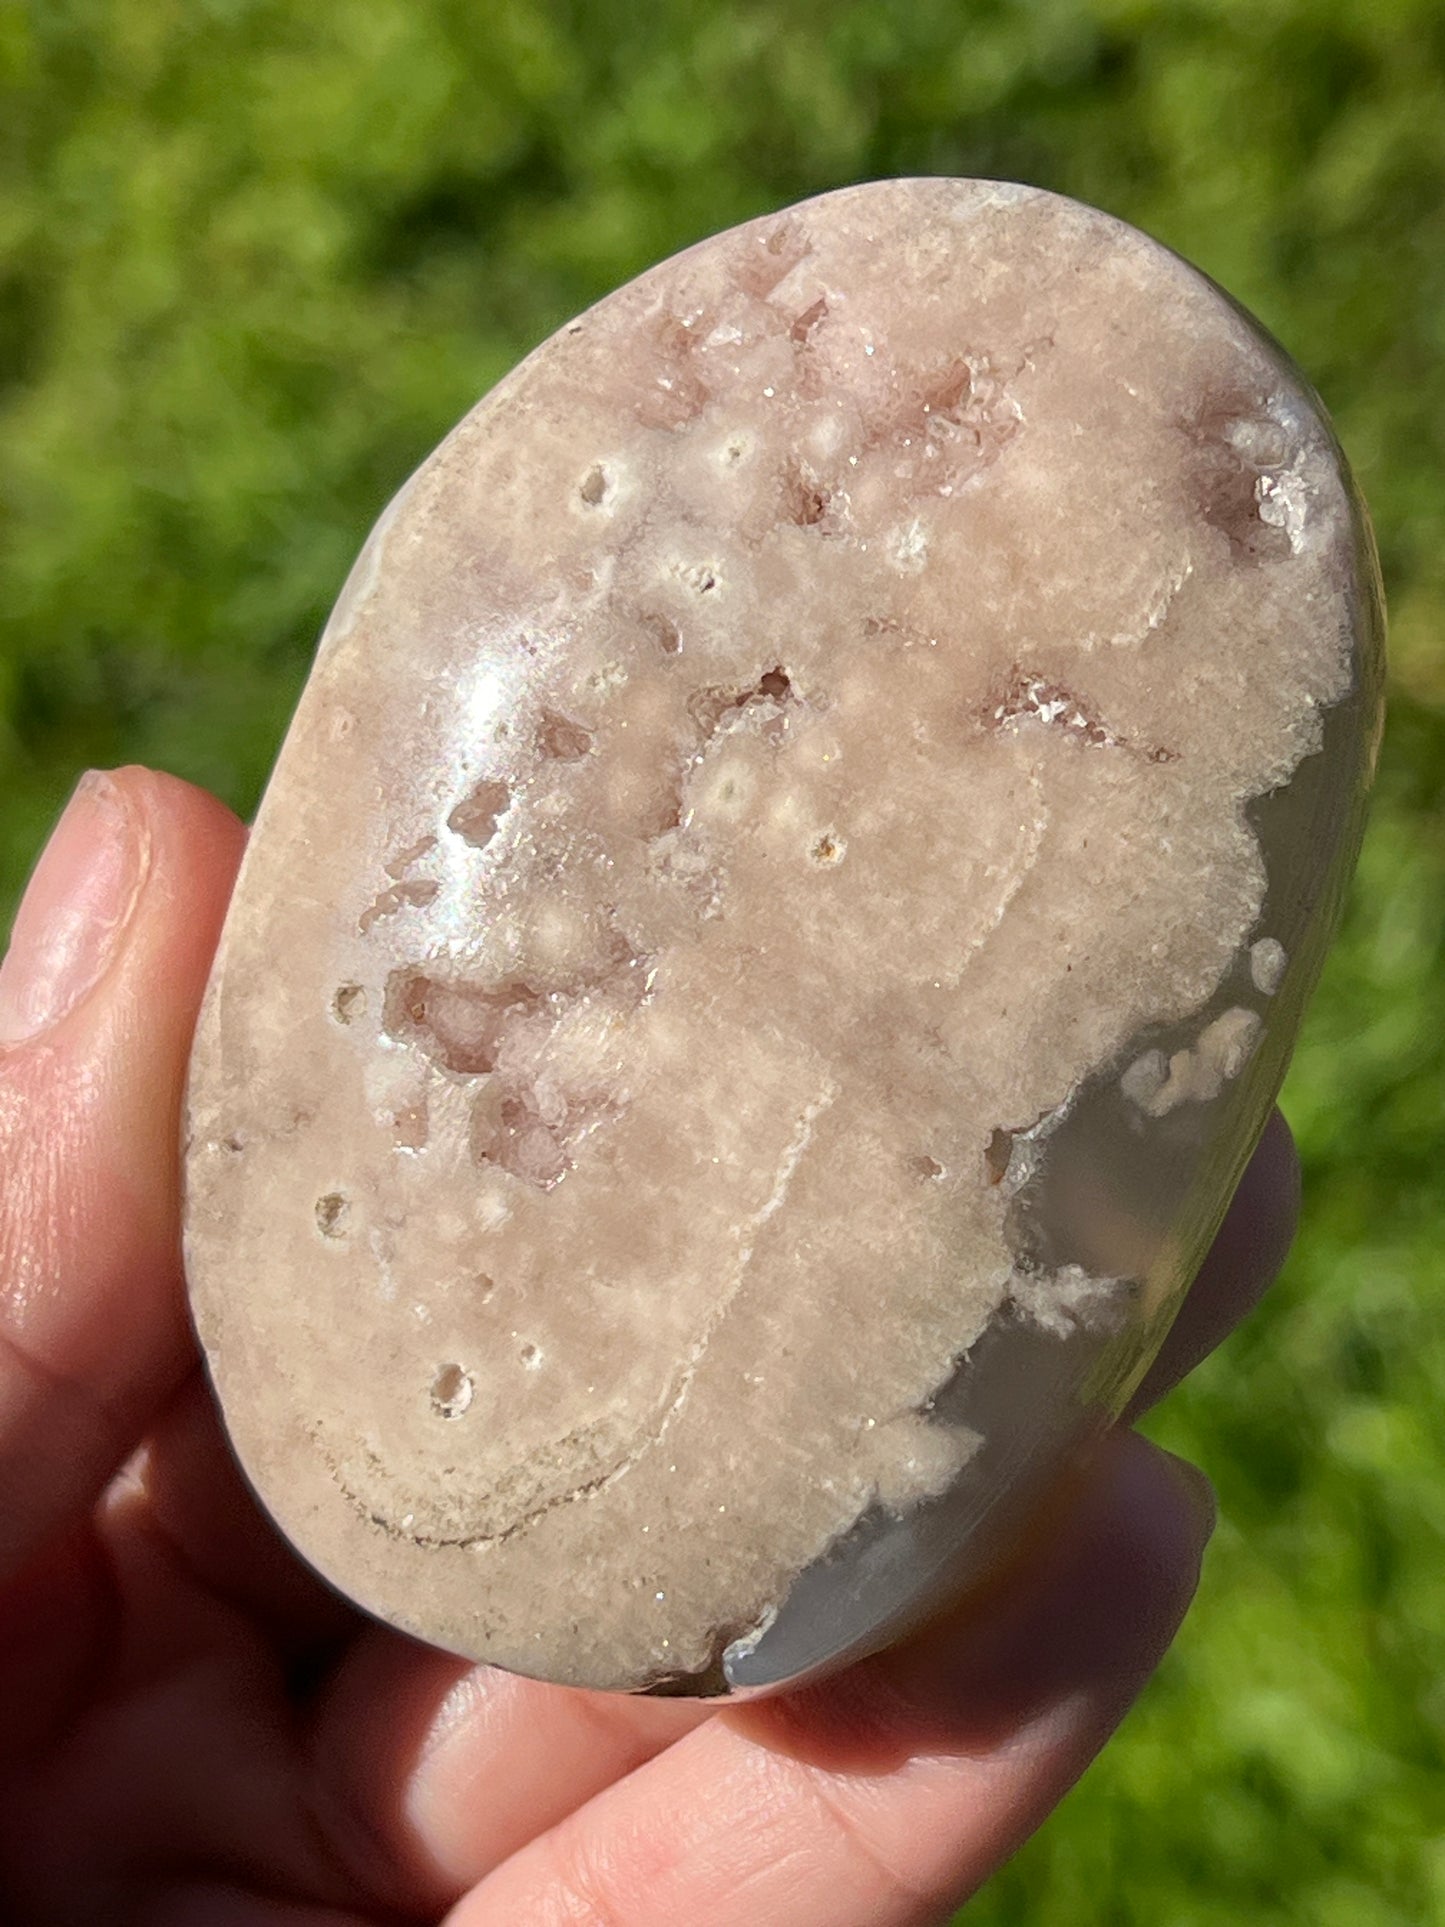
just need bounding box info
[184,180,1384,1694]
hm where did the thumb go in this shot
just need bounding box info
[0,767,245,1583]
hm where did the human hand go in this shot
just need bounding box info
[0,767,1298,1926]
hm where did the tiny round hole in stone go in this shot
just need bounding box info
[430,1364,474,1419]
[315,1192,351,1238]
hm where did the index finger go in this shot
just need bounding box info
[0,767,245,1583]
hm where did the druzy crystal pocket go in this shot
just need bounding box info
[184,180,1383,1694]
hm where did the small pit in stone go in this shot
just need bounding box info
[384,971,545,1076]
[809,831,845,866]
[1187,395,1295,562]
[634,311,712,429]
[448,777,511,849]
[536,709,593,761]
[579,464,610,508]
[471,1086,620,1192]
[385,835,437,880]
[519,1342,542,1370]
[985,668,1123,749]
[687,666,796,739]
[783,462,833,527]
[911,1155,945,1181]
[315,1192,351,1238]
[332,984,366,1025]
[474,1095,571,1189]
[430,1364,473,1420]
[883,351,1025,477]
[789,296,828,344]
[985,1129,1014,1185]
[358,877,440,935]
[635,609,684,657]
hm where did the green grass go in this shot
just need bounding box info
[3,2,1442,1918]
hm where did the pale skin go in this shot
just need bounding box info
[0,767,1300,1926]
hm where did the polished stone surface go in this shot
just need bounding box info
[184,179,1383,1694]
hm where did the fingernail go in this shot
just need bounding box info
[0,772,147,1046]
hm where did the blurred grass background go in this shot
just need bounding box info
[2,1,1442,1919]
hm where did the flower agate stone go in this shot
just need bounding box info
[184,179,1383,1696]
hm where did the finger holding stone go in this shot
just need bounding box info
[302,1425,1186,1918]
[121,1371,364,1656]
[444,1430,1212,1927]
[1126,1108,1300,1422]
[301,1627,712,1914]
[0,767,245,1583]
[299,1117,1292,1909]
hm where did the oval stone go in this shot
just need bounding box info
[184,179,1383,1695]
